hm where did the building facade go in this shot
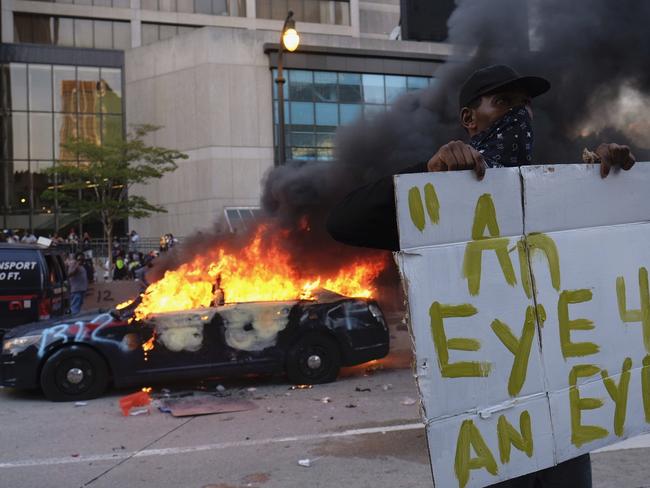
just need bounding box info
[0,0,450,238]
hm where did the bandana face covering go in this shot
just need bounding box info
[469,106,534,168]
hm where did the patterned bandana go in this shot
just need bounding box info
[469,106,534,168]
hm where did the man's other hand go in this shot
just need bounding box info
[427,141,486,180]
[596,143,635,178]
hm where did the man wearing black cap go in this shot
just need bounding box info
[327,64,635,252]
[327,65,636,487]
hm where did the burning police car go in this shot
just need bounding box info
[0,293,389,401]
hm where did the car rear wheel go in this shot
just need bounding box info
[286,334,341,384]
[40,345,109,401]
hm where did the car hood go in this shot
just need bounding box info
[2,309,109,339]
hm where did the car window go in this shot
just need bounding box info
[55,255,68,280]
[44,255,58,285]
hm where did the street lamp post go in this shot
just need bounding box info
[276,10,300,165]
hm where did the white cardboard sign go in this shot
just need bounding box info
[395,163,650,487]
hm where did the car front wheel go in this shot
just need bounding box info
[286,334,341,384]
[40,345,109,401]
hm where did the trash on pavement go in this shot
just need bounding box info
[355,387,371,392]
[74,401,88,407]
[381,384,393,391]
[162,395,257,417]
[320,397,332,403]
[400,397,417,406]
[298,459,311,467]
[129,407,150,416]
[289,384,313,390]
[119,390,152,416]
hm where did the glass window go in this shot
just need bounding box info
[0,161,31,210]
[141,24,159,45]
[55,0,74,4]
[113,22,132,50]
[10,64,28,111]
[339,103,361,125]
[159,0,176,11]
[385,75,407,103]
[141,0,159,9]
[32,161,54,211]
[78,114,101,144]
[290,102,314,125]
[194,0,212,14]
[212,0,228,15]
[53,17,75,47]
[288,70,314,102]
[55,113,78,160]
[364,105,384,119]
[102,114,123,145]
[303,0,319,23]
[77,67,100,114]
[93,20,113,49]
[94,0,112,6]
[407,76,429,91]
[178,26,197,36]
[177,0,195,13]
[100,68,123,114]
[362,74,384,104]
[74,19,94,48]
[113,0,132,7]
[314,71,337,102]
[290,132,314,148]
[30,113,54,159]
[53,66,77,113]
[12,113,30,160]
[28,65,53,112]
[338,73,362,103]
[75,0,93,5]
[316,131,335,148]
[315,103,337,126]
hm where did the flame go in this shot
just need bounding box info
[134,225,386,320]
[116,299,134,310]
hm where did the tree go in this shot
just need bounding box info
[43,124,187,269]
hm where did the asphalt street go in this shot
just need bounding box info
[1,321,650,487]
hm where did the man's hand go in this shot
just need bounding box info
[427,141,486,180]
[596,143,635,178]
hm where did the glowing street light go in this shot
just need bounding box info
[276,11,300,165]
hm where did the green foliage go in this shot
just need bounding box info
[43,124,187,235]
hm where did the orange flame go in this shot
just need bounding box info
[134,225,386,320]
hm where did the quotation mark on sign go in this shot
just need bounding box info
[408,183,440,231]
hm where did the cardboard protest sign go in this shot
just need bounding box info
[394,163,650,487]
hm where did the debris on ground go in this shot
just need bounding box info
[289,384,313,390]
[119,390,151,416]
[247,387,257,392]
[74,401,88,407]
[161,395,257,417]
[129,407,150,416]
[381,384,393,391]
[298,459,312,467]
[345,404,357,408]
[320,397,332,404]
[355,387,371,392]
[400,397,417,406]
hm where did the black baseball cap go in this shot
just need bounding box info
[458,64,551,110]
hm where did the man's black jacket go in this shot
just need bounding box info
[326,162,427,252]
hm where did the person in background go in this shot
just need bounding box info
[82,232,93,259]
[129,230,140,253]
[113,251,128,281]
[67,252,88,315]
